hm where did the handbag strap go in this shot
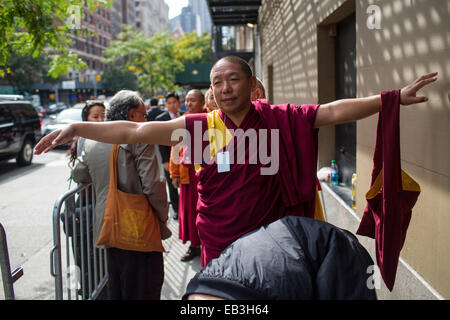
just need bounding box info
[108,144,120,191]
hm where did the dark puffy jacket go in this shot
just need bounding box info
[183,216,377,300]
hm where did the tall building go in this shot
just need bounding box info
[180,6,197,34]
[111,0,136,36]
[170,0,211,35]
[135,0,170,37]
[68,4,113,82]
[189,0,211,34]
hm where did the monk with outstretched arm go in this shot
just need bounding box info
[35,56,437,266]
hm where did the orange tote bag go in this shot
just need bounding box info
[97,144,164,252]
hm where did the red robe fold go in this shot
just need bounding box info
[178,160,201,247]
[356,90,420,291]
[185,101,320,266]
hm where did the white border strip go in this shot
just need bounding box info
[321,182,445,300]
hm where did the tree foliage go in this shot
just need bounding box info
[101,66,139,93]
[175,31,212,64]
[0,0,110,78]
[1,49,62,94]
[103,27,212,96]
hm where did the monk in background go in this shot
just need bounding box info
[170,89,205,262]
[204,88,218,112]
[251,77,266,101]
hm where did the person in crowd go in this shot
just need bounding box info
[146,97,163,122]
[250,77,266,101]
[204,88,218,112]
[155,92,182,220]
[35,56,438,268]
[170,89,205,262]
[68,101,106,165]
[183,216,377,300]
[64,100,106,299]
[71,90,171,300]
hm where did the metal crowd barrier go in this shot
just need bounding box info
[0,222,24,300]
[50,183,108,300]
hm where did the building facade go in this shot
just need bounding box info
[190,0,212,34]
[31,0,138,105]
[257,0,449,299]
[170,0,212,36]
[135,0,170,37]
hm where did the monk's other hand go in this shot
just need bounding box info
[400,72,438,105]
[34,125,75,155]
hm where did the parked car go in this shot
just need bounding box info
[47,102,68,115]
[42,107,82,148]
[72,102,86,109]
[0,100,42,166]
[34,105,47,118]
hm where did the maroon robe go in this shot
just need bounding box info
[356,90,420,291]
[178,156,201,247]
[185,100,320,266]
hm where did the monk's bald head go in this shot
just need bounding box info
[187,89,205,102]
[210,56,253,81]
[186,89,205,113]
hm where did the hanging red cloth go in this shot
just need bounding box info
[356,90,421,291]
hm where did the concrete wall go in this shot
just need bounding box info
[258,0,449,299]
[355,0,450,299]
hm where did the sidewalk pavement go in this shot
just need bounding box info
[2,208,200,300]
[161,210,202,300]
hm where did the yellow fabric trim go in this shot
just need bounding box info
[401,170,421,192]
[206,110,233,160]
[366,169,421,200]
[193,111,233,173]
[314,187,326,221]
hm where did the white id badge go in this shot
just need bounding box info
[217,151,231,173]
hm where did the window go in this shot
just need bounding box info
[220,25,254,52]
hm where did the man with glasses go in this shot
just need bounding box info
[155,92,183,220]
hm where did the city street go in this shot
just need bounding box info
[0,149,72,299]
[0,147,201,300]
[0,0,447,302]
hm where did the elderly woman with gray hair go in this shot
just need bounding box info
[71,90,171,300]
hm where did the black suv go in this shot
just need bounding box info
[0,100,42,166]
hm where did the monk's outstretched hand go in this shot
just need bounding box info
[34,125,76,155]
[400,72,438,105]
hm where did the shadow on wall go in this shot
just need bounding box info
[356,0,450,300]
[258,0,450,300]
[356,0,449,183]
